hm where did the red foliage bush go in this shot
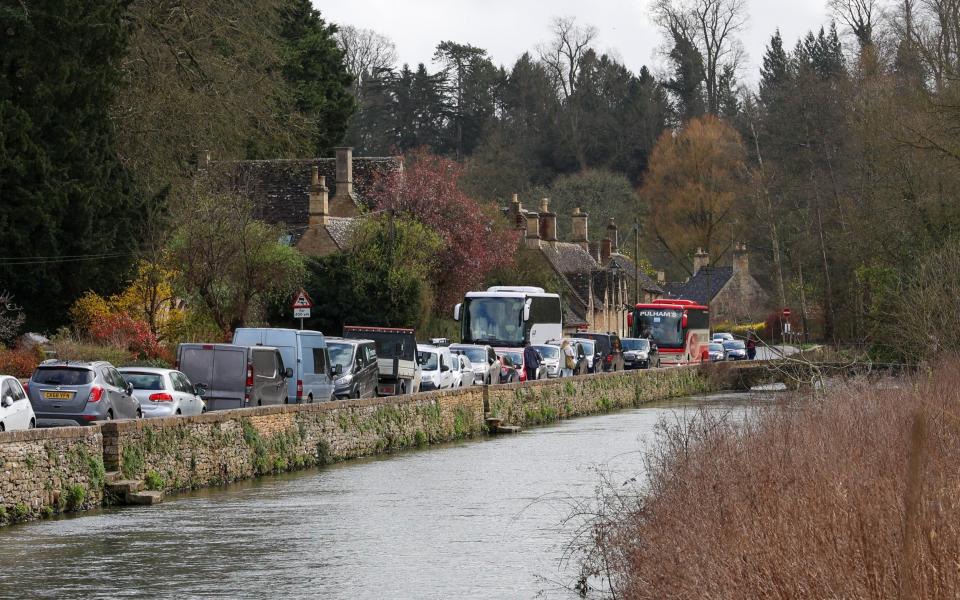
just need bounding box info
[88,313,166,360]
[0,348,39,379]
[368,148,521,309]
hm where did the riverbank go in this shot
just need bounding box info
[592,360,958,599]
[0,363,758,526]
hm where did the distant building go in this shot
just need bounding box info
[664,246,770,323]
[202,147,402,257]
[506,196,663,336]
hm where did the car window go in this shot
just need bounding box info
[10,380,26,400]
[100,368,116,387]
[170,373,190,393]
[1,381,12,402]
[364,345,377,364]
[123,372,165,391]
[33,367,94,386]
[110,368,127,389]
[252,350,278,378]
[418,351,439,370]
[311,347,328,375]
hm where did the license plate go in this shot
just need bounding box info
[43,391,73,400]
[380,385,395,395]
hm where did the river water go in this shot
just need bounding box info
[0,392,770,599]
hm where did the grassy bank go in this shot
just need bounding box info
[589,359,960,599]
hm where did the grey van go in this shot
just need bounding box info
[28,361,142,426]
[232,328,334,403]
[176,344,291,411]
[326,337,379,400]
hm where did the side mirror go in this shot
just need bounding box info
[1,396,12,408]
[453,303,462,322]
[283,367,294,379]
[441,365,450,372]
[523,298,532,321]
[194,383,208,397]
[333,364,343,376]
[126,382,135,396]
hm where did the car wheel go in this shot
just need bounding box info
[0,422,4,432]
[176,409,182,416]
[29,419,35,429]
[136,408,143,419]
[105,411,113,421]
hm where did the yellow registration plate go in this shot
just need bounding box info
[43,391,73,400]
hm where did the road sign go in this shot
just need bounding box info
[292,288,314,309]
[293,307,311,319]
[782,308,792,318]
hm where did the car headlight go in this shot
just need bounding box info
[335,374,352,386]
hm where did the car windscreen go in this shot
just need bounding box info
[346,331,415,361]
[575,340,595,354]
[580,334,610,353]
[32,367,94,386]
[533,345,560,359]
[417,351,439,370]
[709,343,724,352]
[121,372,165,391]
[498,351,522,367]
[327,342,354,371]
[621,339,650,351]
[453,347,486,364]
[723,340,746,350]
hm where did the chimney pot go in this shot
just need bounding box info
[733,243,749,275]
[606,218,619,252]
[331,147,357,217]
[572,207,589,251]
[309,169,330,226]
[693,248,710,275]
[525,212,541,249]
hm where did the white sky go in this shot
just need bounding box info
[315,0,837,85]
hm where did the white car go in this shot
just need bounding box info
[450,354,474,388]
[0,375,35,431]
[712,332,734,342]
[416,344,455,392]
[118,368,206,417]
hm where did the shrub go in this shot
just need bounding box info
[89,312,165,360]
[0,347,40,378]
[144,470,164,491]
[64,484,86,511]
[69,291,112,334]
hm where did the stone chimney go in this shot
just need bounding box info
[600,238,613,265]
[606,218,619,252]
[733,242,749,275]
[525,211,541,249]
[330,147,357,217]
[656,270,666,284]
[308,166,330,226]
[693,248,709,275]
[571,207,589,251]
[589,241,601,263]
[509,194,524,229]
[538,198,557,243]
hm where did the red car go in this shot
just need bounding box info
[495,349,524,383]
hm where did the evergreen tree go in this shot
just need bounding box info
[663,28,706,123]
[277,0,355,155]
[0,0,143,328]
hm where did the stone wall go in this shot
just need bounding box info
[0,363,761,525]
[0,427,104,524]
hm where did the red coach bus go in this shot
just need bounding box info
[629,299,710,365]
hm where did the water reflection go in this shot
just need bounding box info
[0,392,772,599]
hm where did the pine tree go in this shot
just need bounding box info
[663,28,706,123]
[0,0,143,328]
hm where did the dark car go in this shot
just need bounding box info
[622,338,660,369]
[576,333,625,372]
[28,361,142,426]
[326,338,379,400]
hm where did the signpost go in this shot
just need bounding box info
[292,289,314,330]
[781,308,792,341]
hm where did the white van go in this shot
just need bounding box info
[416,344,455,392]
[232,328,335,403]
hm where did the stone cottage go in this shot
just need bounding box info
[203,147,402,257]
[507,196,663,336]
[664,245,770,323]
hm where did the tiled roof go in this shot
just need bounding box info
[607,253,665,294]
[540,242,598,275]
[325,217,360,250]
[668,266,734,304]
[202,157,401,233]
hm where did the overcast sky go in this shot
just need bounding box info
[316,1,839,85]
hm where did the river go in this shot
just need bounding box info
[0,391,771,599]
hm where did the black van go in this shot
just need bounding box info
[576,332,625,372]
[325,337,379,400]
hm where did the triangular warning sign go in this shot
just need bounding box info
[292,288,314,309]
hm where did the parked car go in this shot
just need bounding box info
[450,353,474,388]
[570,338,598,373]
[177,344,291,410]
[532,343,563,378]
[707,342,726,362]
[232,328,334,404]
[495,348,547,382]
[417,344,455,391]
[118,368,206,417]
[344,326,420,396]
[622,338,660,369]
[723,339,748,360]
[28,361,141,426]
[712,332,735,343]
[576,332,625,372]
[326,338,379,400]
[449,344,500,386]
[0,375,35,431]
[566,340,590,375]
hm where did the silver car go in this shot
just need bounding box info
[532,344,562,378]
[449,344,501,386]
[118,368,206,418]
[28,361,142,426]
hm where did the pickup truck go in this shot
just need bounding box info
[342,326,420,396]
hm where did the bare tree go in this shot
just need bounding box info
[0,292,25,347]
[335,25,398,97]
[537,16,598,100]
[829,0,881,48]
[651,0,747,116]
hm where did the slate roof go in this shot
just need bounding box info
[667,266,734,305]
[325,217,360,250]
[202,157,401,237]
[606,253,665,295]
[540,242,599,275]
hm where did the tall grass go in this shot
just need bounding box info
[591,360,960,599]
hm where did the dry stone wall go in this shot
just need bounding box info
[0,363,756,525]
